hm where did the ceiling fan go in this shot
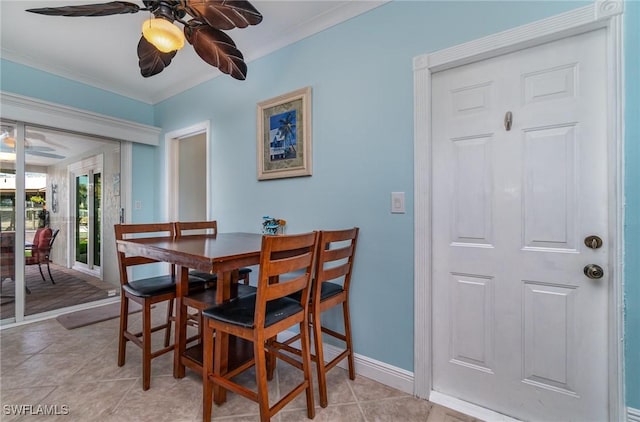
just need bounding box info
[0,127,66,160]
[26,1,263,80]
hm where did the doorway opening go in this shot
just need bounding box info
[164,121,210,222]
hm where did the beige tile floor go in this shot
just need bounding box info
[0,305,480,422]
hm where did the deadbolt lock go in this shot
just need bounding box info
[584,264,604,280]
[584,235,603,249]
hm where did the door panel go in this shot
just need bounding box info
[523,125,577,250]
[522,281,577,395]
[432,29,608,421]
[449,274,494,373]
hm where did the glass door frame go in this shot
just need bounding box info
[0,121,27,323]
[68,154,103,278]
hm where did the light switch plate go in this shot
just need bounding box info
[391,192,405,213]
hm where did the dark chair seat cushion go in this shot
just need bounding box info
[203,294,302,328]
[123,274,206,298]
[289,281,343,302]
[190,267,252,282]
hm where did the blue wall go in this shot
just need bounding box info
[0,59,154,125]
[624,0,640,410]
[154,1,588,371]
[1,0,637,408]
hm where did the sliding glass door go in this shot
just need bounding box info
[1,108,130,325]
[70,157,102,276]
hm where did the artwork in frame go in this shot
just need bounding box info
[257,86,312,180]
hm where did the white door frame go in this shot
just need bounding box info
[163,121,211,222]
[68,154,104,278]
[413,1,625,420]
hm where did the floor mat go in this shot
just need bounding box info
[56,301,141,329]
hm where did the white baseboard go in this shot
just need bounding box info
[628,406,640,422]
[278,330,414,395]
[322,342,414,395]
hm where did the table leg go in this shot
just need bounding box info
[174,265,189,378]
[212,269,237,404]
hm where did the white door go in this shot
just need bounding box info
[432,29,608,422]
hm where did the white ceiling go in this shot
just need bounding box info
[1,0,386,104]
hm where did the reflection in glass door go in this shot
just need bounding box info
[94,173,101,267]
[76,174,88,264]
[71,156,102,276]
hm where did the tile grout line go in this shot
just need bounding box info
[109,375,138,416]
[345,375,369,422]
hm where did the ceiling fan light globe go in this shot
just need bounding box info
[3,137,16,149]
[142,18,184,53]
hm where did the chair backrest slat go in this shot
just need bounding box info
[321,261,351,282]
[323,243,353,263]
[175,220,217,237]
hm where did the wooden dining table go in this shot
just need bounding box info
[115,232,263,379]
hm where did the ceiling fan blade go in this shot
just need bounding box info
[184,23,247,80]
[26,1,141,17]
[25,150,66,160]
[26,145,56,152]
[137,36,177,78]
[182,0,262,30]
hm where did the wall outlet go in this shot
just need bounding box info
[134,200,142,210]
[108,289,117,297]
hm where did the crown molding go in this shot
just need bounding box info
[0,91,161,145]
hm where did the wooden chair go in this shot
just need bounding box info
[114,222,206,390]
[176,220,253,285]
[274,227,359,407]
[201,231,319,422]
[0,231,16,301]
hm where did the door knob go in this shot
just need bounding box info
[584,235,603,249]
[583,264,604,280]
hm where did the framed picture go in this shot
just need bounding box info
[257,86,312,180]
